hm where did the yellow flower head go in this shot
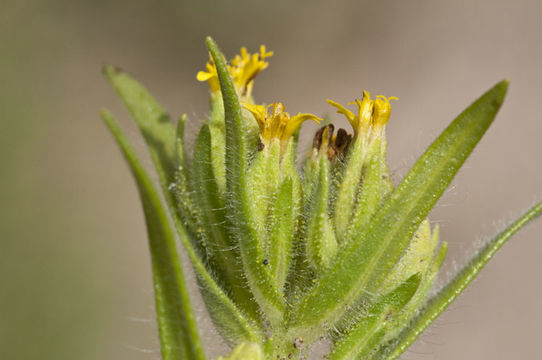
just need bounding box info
[327,91,397,137]
[244,102,322,150]
[197,45,273,97]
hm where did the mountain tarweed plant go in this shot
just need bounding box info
[102,37,542,360]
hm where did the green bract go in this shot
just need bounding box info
[102,37,542,360]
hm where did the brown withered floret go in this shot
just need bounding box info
[312,124,352,161]
[332,128,352,161]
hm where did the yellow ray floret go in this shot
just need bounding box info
[197,45,273,96]
[244,102,322,148]
[196,61,219,91]
[327,91,397,136]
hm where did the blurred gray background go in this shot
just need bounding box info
[1,0,541,359]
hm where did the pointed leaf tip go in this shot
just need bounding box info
[102,64,121,79]
[103,65,177,208]
[206,36,217,50]
[494,79,509,104]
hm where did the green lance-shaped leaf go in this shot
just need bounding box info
[375,200,542,360]
[103,67,200,258]
[333,137,366,241]
[379,221,437,295]
[175,114,189,175]
[287,80,508,342]
[206,37,285,325]
[208,91,228,195]
[192,124,260,320]
[171,206,264,347]
[193,263,263,346]
[336,225,445,343]
[102,110,205,360]
[302,157,319,204]
[329,274,421,360]
[280,136,303,195]
[306,157,338,270]
[246,143,282,241]
[345,138,384,244]
[192,123,234,272]
[268,178,295,291]
[103,66,177,202]
[172,115,202,252]
[381,239,448,345]
[334,315,388,360]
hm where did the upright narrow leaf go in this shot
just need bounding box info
[175,114,189,175]
[287,81,508,342]
[206,37,285,325]
[268,178,295,290]
[103,65,177,202]
[305,158,337,270]
[102,110,205,360]
[192,124,260,320]
[171,207,264,346]
[172,115,202,252]
[345,139,385,243]
[333,138,366,240]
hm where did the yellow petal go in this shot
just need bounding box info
[284,113,322,140]
[358,91,374,127]
[327,99,359,132]
[243,103,268,132]
[196,71,214,81]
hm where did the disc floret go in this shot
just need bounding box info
[244,102,321,153]
[327,91,397,142]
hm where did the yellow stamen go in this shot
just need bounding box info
[197,45,273,97]
[244,102,321,151]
